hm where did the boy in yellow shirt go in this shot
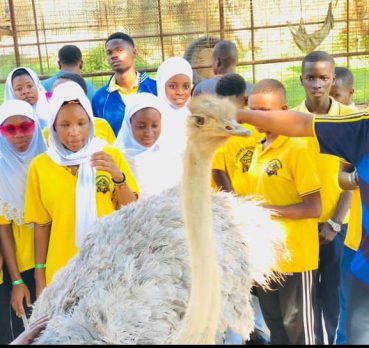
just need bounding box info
[212,73,262,194]
[293,51,356,345]
[248,79,322,345]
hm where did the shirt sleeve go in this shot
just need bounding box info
[0,215,11,225]
[212,147,226,171]
[292,144,321,197]
[24,160,52,225]
[313,111,369,165]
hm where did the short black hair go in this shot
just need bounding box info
[57,72,87,95]
[58,45,82,66]
[213,40,238,69]
[215,73,246,97]
[250,79,287,100]
[302,50,335,72]
[105,32,135,47]
[11,68,32,82]
[335,67,354,89]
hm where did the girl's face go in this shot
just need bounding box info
[12,74,39,106]
[131,107,161,148]
[54,102,90,152]
[0,115,35,152]
[165,74,191,108]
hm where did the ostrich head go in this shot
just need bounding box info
[187,94,251,152]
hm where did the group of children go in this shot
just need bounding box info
[0,31,363,345]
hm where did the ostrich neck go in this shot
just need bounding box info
[178,141,221,344]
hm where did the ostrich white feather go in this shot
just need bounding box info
[29,186,286,345]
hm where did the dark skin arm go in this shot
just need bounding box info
[264,190,322,219]
[0,224,31,317]
[34,223,51,299]
[237,109,314,137]
[90,151,137,207]
[319,161,354,245]
[212,169,234,192]
[339,161,359,191]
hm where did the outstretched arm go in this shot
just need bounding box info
[237,109,314,137]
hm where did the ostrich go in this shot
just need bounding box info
[29,95,287,345]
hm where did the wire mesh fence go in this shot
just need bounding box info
[0,0,368,107]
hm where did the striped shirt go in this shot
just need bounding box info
[313,110,369,286]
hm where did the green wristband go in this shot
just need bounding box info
[12,279,24,286]
[35,263,46,269]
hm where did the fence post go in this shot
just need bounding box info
[31,0,44,75]
[219,0,225,40]
[8,0,21,67]
[250,0,256,83]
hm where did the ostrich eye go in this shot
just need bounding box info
[193,115,205,126]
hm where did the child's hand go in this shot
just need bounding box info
[10,314,49,345]
[90,151,123,182]
[318,223,337,245]
[11,283,32,317]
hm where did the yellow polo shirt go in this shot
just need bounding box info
[43,118,116,146]
[0,217,35,275]
[212,124,263,195]
[293,97,357,223]
[108,74,139,96]
[248,135,321,273]
[24,145,139,285]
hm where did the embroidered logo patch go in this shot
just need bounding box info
[239,149,254,173]
[265,159,282,176]
[96,175,110,194]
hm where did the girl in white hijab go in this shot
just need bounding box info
[156,57,193,156]
[4,67,50,128]
[115,92,183,199]
[24,81,138,295]
[0,99,47,335]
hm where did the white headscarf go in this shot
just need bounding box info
[156,57,193,156]
[47,81,106,248]
[5,67,50,127]
[0,100,47,225]
[115,93,182,198]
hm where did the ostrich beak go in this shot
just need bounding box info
[221,119,252,137]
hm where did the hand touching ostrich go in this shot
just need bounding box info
[28,94,287,345]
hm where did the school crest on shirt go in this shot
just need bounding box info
[265,159,282,176]
[237,148,254,173]
[96,175,111,194]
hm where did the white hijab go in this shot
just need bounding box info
[115,93,182,198]
[47,81,106,248]
[4,67,50,127]
[156,57,193,155]
[0,100,47,225]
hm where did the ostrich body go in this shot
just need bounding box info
[30,95,286,344]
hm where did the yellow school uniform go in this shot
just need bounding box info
[248,135,321,273]
[24,145,139,285]
[212,124,263,195]
[345,189,362,251]
[43,117,116,146]
[0,216,35,274]
[293,97,357,223]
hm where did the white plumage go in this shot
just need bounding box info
[29,95,287,344]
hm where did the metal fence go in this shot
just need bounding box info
[1,0,368,106]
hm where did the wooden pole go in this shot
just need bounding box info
[8,0,21,66]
